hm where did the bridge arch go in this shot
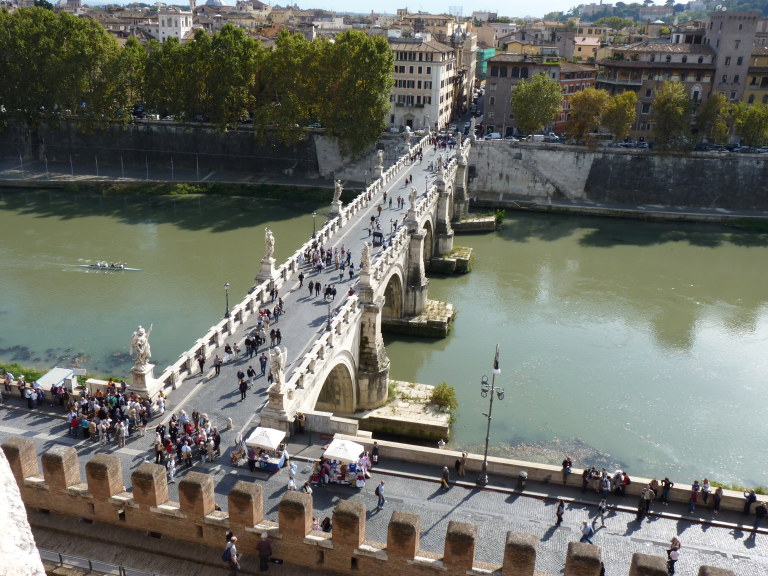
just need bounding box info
[381,266,405,319]
[422,217,435,264]
[312,351,357,415]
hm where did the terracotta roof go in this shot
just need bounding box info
[560,62,598,73]
[388,39,454,53]
[614,41,715,55]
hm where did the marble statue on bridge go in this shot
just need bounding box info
[403,126,412,147]
[130,325,153,369]
[264,228,275,260]
[469,117,477,143]
[333,180,343,204]
[409,186,418,210]
[360,243,371,273]
[376,149,384,170]
[269,346,288,393]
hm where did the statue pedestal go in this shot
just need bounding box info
[256,257,276,284]
[374,165,384,180]
[131,363,157,397]
[328,200,343,220]
[259,389,293,435]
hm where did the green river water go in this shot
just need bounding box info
[2,189,767,486]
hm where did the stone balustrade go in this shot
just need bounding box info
[1,438,735,576]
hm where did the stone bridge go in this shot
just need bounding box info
[148,134,473,435]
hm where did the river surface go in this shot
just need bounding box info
[2,190,767,486]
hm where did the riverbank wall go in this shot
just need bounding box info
[468,140,768,215]
[1,437,739,576]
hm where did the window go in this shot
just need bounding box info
[409,66,414,74]
[737,56,743,66]
[489,96,495,106]
[734,75,740,84]
[682,56,687,63]
[730,91,737,100]
[692,89,700,102]
[722,74,728,83]
[698,56,704,64]
[725,57,731,66]
[665,55,671,63]
[735,40,741,49]
[749,94,755,103]
[418,66,422,74]
[696,73,703,81]
[763,95,768,104]
[427,67,431,73]
[739,24,743,31]
[751,76,757,86]
[716,39,720,48]
[641,103,651,114]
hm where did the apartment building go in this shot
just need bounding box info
[745,45,768,105]
[388,37,457,132]
[483,54,560,137]
[704,11,760,102]
[555,62,599,133]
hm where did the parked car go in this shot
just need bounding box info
[484,132,502,140]
[504,135,519,141]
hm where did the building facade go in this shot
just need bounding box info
[555,62,598,133]
[388,37,456,132]
[745,45,768,105]
[705,11,759,102]
[483,54,560,137]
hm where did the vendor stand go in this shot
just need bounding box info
[321,438,365,486]
[245,427,287,473]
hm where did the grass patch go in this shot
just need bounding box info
[710,480,768,495]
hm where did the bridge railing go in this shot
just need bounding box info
[153,136,429,395]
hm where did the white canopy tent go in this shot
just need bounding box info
[323,438,364,463]
[245,427,286,451]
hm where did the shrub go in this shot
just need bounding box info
[430,382,458,411]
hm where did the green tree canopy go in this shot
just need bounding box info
[603,90,638,142]
[652,81,693,150]
[510,73,562,135]
[594,16,635,30]
[565,87,610,143]
[731,102,768,147]
[694,92,730,145]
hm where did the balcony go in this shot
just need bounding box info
[596,74,643,86]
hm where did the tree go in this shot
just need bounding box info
[731,102,768,147]
[510,73,562,136]
[317,30,393,157]
[110,37,146,123]
[144,37,186,119]
[694,92,730,144]
[594,16,635,30]
[603,90,638,142]
[652,81,693,150]
[565,87,610,143]
[206,25,262,129]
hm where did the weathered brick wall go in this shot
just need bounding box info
[1,438,737,576]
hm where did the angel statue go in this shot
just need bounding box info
[130,324,153,368]
[360,242,371,273]
[376,149,384,169]
[333,180,343,203]
[269,346,288,393]
[409,186,418,210]
[264,228,275,260]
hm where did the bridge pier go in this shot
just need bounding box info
[435,178,455,257]
[405,231,429,316]
[356,291,390,409]
[452,153,471,220]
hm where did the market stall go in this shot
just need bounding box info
[245,427,287,473]
[320,439,366,485]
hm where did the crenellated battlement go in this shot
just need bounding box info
[2,438,736,576]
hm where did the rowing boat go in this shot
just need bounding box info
[78,264,142,271]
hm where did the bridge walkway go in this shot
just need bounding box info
[163,139,448,440]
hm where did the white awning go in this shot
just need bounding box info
[323,438,364,463]
[245,427,286,451]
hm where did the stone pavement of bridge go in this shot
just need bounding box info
[2,403,768,576]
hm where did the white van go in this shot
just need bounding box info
[485,132,502,140]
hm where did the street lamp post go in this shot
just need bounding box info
[390,219,394,234]
[326,301,332,331]
[477,344,504,487]
[425,175,429,192]
[312,211,317,239]
[224,282,231,319]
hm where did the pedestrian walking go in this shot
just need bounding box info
[259,353,268,376]
[666,537,681,575]
[213,354,223,376]
[223,536,240,575]
[555,499,565,525]
[579,521,594,544]
[298,272,304,287]
[308,280,314,297]
[239,379,248,401]
[197,353,205,374]
[167,454,176,484]
[375,480,386,509]
[276,329,282,345]
[256,532,272,572]
[247,365,256,385]
[594,499,607,528]
[440,466,451,489]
